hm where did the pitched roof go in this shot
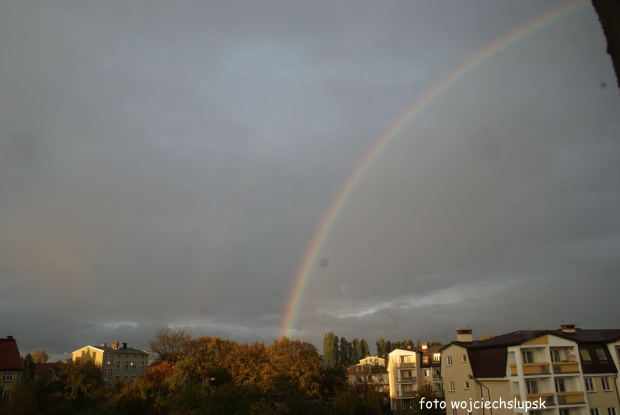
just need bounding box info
[0,337,24,370]
[75,345,148,355]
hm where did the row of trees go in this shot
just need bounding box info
[1,330,391,415]
[323,332,442,365]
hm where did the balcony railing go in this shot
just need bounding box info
[557,392,585,405]
[509,363,551,376]
[398,377,417,383]
[398,362,416,368]
[552,362,580,374]
[399,391,415,397]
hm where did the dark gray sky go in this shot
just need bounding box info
[1,0,619,360]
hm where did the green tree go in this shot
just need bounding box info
[322,332,339,367]
[22,353,35,379]
[359,338,369,358]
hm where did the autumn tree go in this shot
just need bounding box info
[148,327,191,364]
[32,350,49,363]
[266,336,322,399]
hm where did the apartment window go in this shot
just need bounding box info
[423,356,429,364]
[551,349,562,362]
[116,361,120,369]
[464,381,470,390]
[115,376,119,381]
[560,409,571,415]
[580,350,592,362]
[462,354,467,363]
[595,349,608,362]
[109,369,113,377]
[592,409,600,415]
[608,408,617,415]
[1,390,10,399]
[526,380,539,394]
[2,373,14,382]
[104,369,107,376]
[403,402,407,410]
[108,356,114,364]
[124,361,129,369]
[447,356,453,366]
[522,351,534,364]
[433,353,441,362]
[123,376,128,382]
[133,361,137,370]
[425,369,430,377]
[585,378,595,392]
[602,377,612,391]
[555,378,566,393]
[449,381,455,392]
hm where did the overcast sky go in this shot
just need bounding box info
[1,0,619,360]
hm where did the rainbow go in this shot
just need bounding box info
[280,0,589,338]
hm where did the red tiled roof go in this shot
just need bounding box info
[0,337,24,370]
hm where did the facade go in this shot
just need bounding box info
[441,326,620,415]
[347,355,389,394]
[72,341,149,387]
[388,343,446,414]
[0,336,24,400]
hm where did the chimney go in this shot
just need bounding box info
[112,342,119,350]
[7,335,13,340]
[100,343,107,348]
[122,342,127,349]
[561,324,576,334]
[422,343,428,350]
[457,329,473,342]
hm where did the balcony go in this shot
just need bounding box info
[557,392,585,405]
[399,391,415,397]
[432,374,442,381]
[398,377,417,384]
[398,362,416,368]
[552,362,580,374]
[509,363,551,376]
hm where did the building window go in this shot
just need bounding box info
[551,349,562,362]
[108,356,114,364]
[141,361,145,369]
[585,378,595,392]
[462,355,467,363]
[123,376,128,382]
[592,409,600,415]
[124,361,129,369]
[526,380,538,394]
[1,390,10,399]
[608,409,617,415]
[433,353,441,362]
[560,409,570,415]
[555,378,566,392]
[522,351,534,364]
[464,381,470,390]
[2,373,14,382]
[449,381,455,392]
[423,356,429,364]
[109,369,113,377]
[447,356,453,366]
[602,377,612,391]
[403,402,407,410]
[104,369,107,376]
[115,376,119,381]
[580,350,592,362]
[133,361,137,370]
[596,349,608,362]
[116,361,120,369]
[425,369,430,377]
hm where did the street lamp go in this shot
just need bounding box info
[468,374,493,415]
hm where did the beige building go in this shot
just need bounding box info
[347,355,389,394]
[441,326,620,415]
[72,341,149,387]
[0,336,24,400]
[388,343,445,414]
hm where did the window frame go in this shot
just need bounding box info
[585,377,596,392]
